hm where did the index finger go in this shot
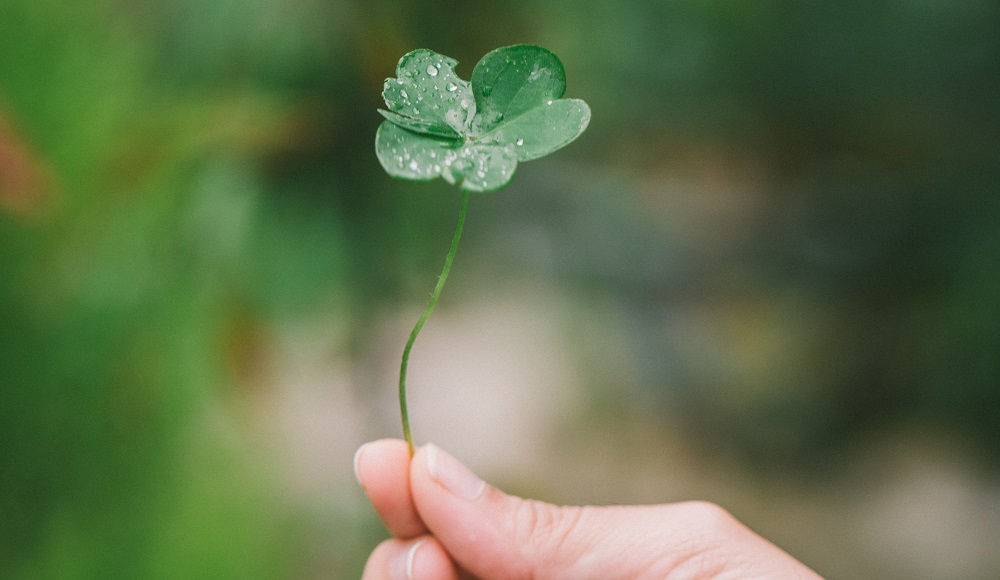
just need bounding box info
[354,438,428,538]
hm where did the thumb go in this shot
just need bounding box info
[411,444,603,579]
[407,445,692,579]
[409,444,822,580]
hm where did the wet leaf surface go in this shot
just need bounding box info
[375,45,590,192]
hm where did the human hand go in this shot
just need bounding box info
[354,439,822,579]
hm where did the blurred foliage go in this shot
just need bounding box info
[1,0,998,577]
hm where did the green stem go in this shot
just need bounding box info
[399,189,471,456]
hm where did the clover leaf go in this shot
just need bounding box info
[376,45,590,454]
[376,45,591,192]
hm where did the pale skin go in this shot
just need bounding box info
[355,439,823,580]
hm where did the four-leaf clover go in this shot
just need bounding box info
[376,45,591,192]
[375,45,590,453]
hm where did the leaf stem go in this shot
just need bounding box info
[399,189,471,456]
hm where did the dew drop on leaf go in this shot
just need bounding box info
[378,47,590,191]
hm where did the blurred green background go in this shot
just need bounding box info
[1,0,998,578]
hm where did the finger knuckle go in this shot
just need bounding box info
[511,499,588,562]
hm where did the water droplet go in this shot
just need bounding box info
[446,83,458,92]
[546,100,553,105]
[400,89,408,100]
[515,138,524,146]
[426,65,438,76]
[409,160,419,171]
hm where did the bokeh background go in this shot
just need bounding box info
[2,0,999,578]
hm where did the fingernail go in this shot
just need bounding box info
[392,538,426,580]
[425,444,485,500]
[353,442,370,487]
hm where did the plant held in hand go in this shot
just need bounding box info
[375,45,590,453]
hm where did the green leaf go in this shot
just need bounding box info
[381,49,475,136]
[375,122,459,181]
[479,98,591,162]
[442,143,519,192]
[376,45,590,192]
[378,110,463,139]
[471,45,566,135]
